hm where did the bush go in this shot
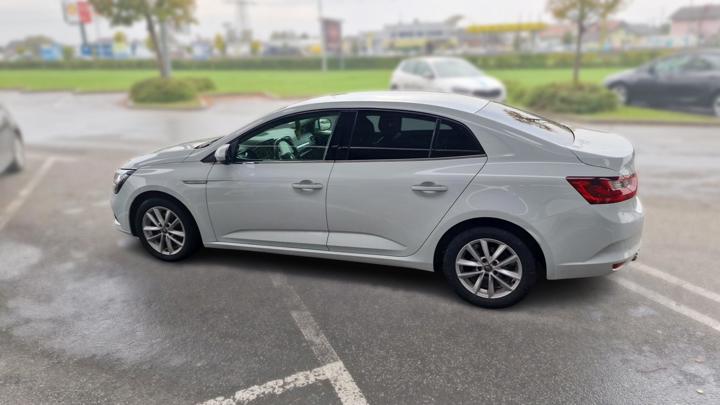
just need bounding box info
[182,77,216,92]
[129,77,197,103]
[524,82,618,114]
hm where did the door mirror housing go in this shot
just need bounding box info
[317,118,333,132]
[214,144,231,164]
[421,71,435,80]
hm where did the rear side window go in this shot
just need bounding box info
[347,111,484,160]
[431,120,484,158]
[349,111,435,160]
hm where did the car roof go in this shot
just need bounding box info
[286,91,490,114]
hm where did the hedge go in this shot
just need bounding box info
[523,82,618,114]
[0,49,672,71]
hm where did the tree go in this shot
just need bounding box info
[213,33,226,57]
[547,0,627,86]
[90,0,196,78]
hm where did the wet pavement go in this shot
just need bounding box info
[0,92,719,404]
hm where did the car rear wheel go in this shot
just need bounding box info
[610,84,630,105]
[135,197,200,261]
[713,94,720,117]
[442,227,537,308]
[6,134,24,173]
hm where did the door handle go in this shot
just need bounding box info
[292,180,323,190]
[411,182,448,192]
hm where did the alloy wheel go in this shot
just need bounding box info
[455,238,523,299]
[142,206,186,256]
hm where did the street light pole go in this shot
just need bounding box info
[318,0,327,71]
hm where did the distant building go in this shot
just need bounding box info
[461,22,547,54]
[670,4,720,45]
[378,16,463,55]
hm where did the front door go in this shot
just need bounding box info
[206,111,345,250]
[326,110,487,257]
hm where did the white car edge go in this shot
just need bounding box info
[111,91,643,308]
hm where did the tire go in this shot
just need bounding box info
[713,93,720,118]
[442,227,537,308]
[134,197,201,261]
[609,83,630,105]
[6,133,24,173]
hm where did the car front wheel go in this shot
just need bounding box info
[135,197,200,261]
[442,227,537,308]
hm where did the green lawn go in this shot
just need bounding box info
[0,68,717,123]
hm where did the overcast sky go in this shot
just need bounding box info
[0,0,700,45]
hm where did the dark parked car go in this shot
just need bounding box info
[604,50,720,116]
[0,104,24,174]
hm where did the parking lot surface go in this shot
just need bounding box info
[1,92,719,404]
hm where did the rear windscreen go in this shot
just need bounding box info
[481,103,575,146]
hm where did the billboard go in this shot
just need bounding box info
[322,18,342,55]
[62,0,93,25]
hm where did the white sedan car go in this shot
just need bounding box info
[390,57,506,101]
[111,92,643,308]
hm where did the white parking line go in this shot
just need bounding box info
[199,273,368,405]
[0,157,56,232]
[271,273,368,405]
[630,262,720,305]
[612,277,720,333]
[200,362,341,405]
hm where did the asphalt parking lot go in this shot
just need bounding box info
[1,92,719,404]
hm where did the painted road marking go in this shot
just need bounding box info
[613,277,720,333]
[630,262,720,305]
[199,273,368,405]
[200,362,341,405]
[0,157,56,232]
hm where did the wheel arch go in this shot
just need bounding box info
[128,190,199,237]
[433,217,547,279]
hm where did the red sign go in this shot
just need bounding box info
[322,18,342,55]
[77,1,93,24]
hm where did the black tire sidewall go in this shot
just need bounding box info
[443,227,536,308]
[6,135,24,173]
[134,197,200,261]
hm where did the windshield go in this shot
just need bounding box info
[431,59,483,78]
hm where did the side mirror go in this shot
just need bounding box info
[422,72,435,80]
[214,144,230,164]
[317,118,332,132]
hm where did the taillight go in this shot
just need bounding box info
[566,173,638,204]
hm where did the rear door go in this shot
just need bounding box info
[325,110,487,256]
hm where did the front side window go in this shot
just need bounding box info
[234,112,338,162]
[349,111,435,160]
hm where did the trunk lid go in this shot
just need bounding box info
[568,128,635,174]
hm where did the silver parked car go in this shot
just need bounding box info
[390,57,506,101]
[111,92,643,308]
[0,104,24,174]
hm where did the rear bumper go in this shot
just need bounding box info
[546,197,644,280]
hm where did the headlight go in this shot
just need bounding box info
[113,169,136,194]
[451,87,471,94]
